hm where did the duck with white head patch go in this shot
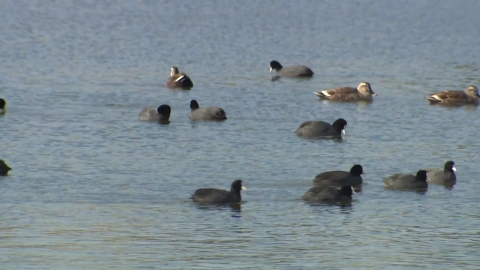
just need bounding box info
[426,161,457,186]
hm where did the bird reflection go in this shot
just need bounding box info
[195,203,242,215]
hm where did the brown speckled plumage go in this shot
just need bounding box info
[426,86,479,106]
[313,82,376,102]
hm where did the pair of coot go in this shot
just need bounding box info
[138,100,227,123]
[303,164,364,203]
[383,161,456,190]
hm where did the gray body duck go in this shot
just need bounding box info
[192,180,246,204]
[190,100,227,121]
[138,104,171,123]
[269,60,314,78]
[426,161,456,186]
[383,170,428,190]
[313,164,364,188]
[296,118,347,137]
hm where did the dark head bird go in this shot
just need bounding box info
[269,60,314,78]
[296,118,347,137]
[191,179,246,204]
[0,160,12,176]
[383,170,428,190]
[190,99,227,121]
[313,164,364,188]
[138,104,171,123]
[426,161,456,186]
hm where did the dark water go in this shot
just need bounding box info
[1,0,480,269]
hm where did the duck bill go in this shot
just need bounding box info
[372,93,378,96]
[342,129,346,136]
[452,165,457,172]
[241,185,247,191]
[269,67,273,72]
[351,186,357,195]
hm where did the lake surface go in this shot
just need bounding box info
[1,0,480,269]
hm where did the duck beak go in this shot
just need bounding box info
[351,186,357,195]
[342,129,346,136]
[372,93,378,96]
[241,185,247,191]
[269,67,273,72]
[452,165,457,172]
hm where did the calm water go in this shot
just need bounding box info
[1,0,480,269]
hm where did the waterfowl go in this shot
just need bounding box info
[166,66,194,89]
[296,118,347,137]
[191,180,246,204]
[269,60,314,78]
[0,98,6,114]
[313,164,364,188]
[313,82,376,102]
[426,86,480,106]
[383,170,428,190]
[0,160,11,176]
[190,100,227,121]
[426,161,456,186]
[138,104,171,122]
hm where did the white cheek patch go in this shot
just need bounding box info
[174,75,186,83]
[321,91,331,96]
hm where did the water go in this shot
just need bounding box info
[1,0,480,268]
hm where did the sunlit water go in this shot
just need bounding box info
[1,0,480,269]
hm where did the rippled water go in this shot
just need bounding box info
[1,0,480,269]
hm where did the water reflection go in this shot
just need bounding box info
[194,203,242,215]
[299,136,346,143]
[304,200,354,209]
[383,187,428,195]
